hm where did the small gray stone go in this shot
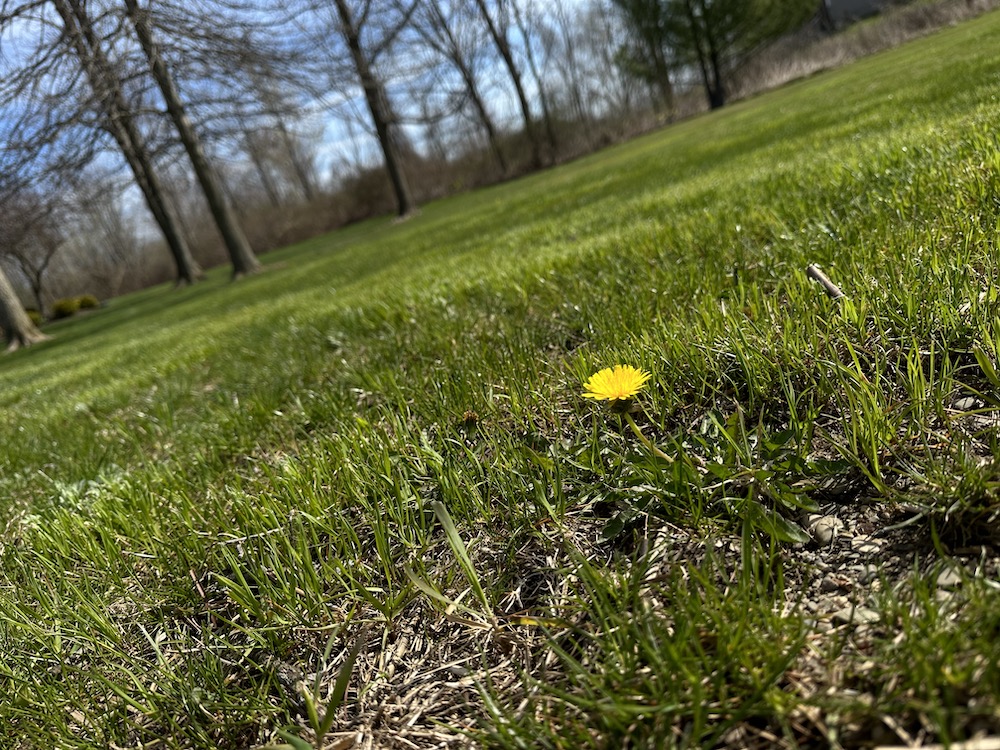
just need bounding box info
[820,575,850,593]
[936,568,963,589]
[809,515,844,545]
[858,564,880,585]
[832,606,880,625]
[953,397,983,411]
[851,536,882,555]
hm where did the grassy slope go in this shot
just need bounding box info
[4,10,1000,748]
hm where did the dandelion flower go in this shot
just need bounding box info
[582,365,651,401]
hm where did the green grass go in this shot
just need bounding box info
[5,10,1000,748]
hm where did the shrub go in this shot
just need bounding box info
[50,297,81,320]
[76,294,100,310]
[25,309,43,326]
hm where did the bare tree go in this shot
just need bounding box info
[322,0,417,217]
[242,129,285,208]
[410,0,508,173]
[580,1,642,120]
[123,0,261,277]
[109,0,318,206]
[471,0,545,168]
[0,0,206,285]
[276,117,321,202]
[236,95,322,206]
[0,190,63,315]
[251,78,321,203]
[510,0,558,154]
[542,0,595,143]
[70,171,143,299]
[0,263,47,350]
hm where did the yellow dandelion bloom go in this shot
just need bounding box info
[582,365,651,401]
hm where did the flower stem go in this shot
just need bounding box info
[623,412,673,462]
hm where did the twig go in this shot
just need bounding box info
[806,263,845,300]
[188,569,206,599]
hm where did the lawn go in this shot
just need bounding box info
[4,10,1000,748]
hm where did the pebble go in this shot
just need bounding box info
[857,564,880,585]
[832,606,880,625]
[953,396,983,411]
[851,536,882,555]
[936,567,964,589]
[808,514,844,545]
[820,575,850,593]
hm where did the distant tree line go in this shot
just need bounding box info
[0,0,907,349]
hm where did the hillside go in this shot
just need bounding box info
[4,9,1000,748]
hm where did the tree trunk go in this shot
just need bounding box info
[511,0,558,156]
[29,275,43,316]
[7,249,52,316]
[275,118,317,202]
[245,133,283,208]
[449,49,507,173]
[705,32,726,107]
[683,0,715,110]
[429,4,508,174]
[122,139,204,285]
[254,77,319,203]
[473,0,543,169]
[332,0,416,218]
[652,45,675,114]
[559,27,594,143]
[0,265,47,351]
[465,69,509,174]
[124,0,261,277]
[54,0,202,286]
[689,0,726,109]
[697,0,726,108]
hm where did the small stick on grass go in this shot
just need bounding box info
[806,263,845,300]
